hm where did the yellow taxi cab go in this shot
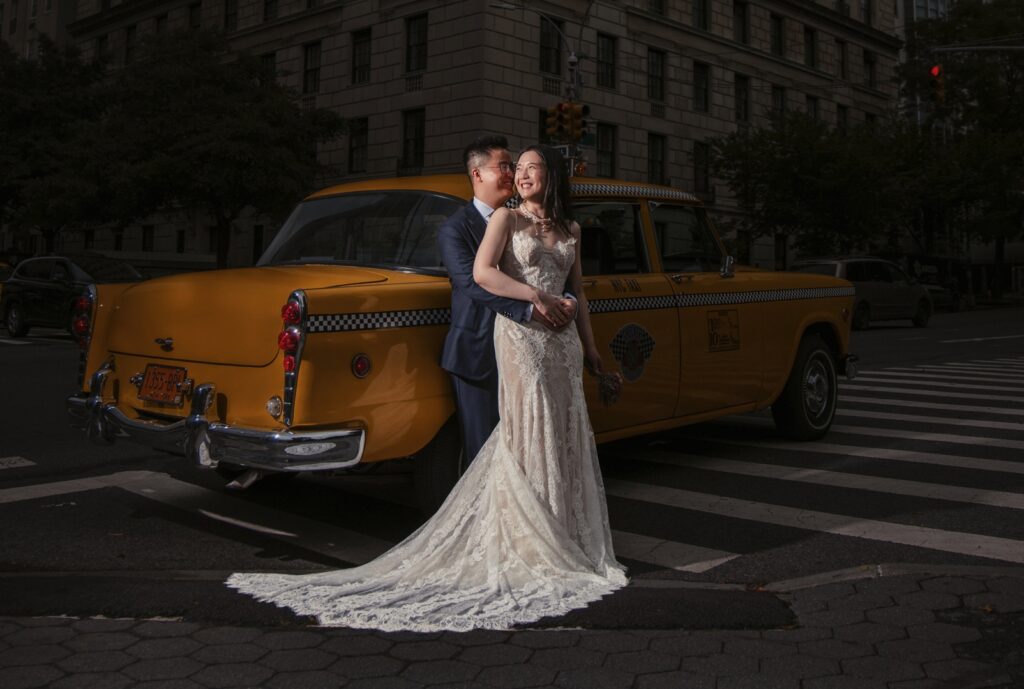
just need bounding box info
[67,175,857,511]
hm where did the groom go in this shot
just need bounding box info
[438,135,575,465]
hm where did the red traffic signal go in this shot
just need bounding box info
[928,63,945,104]
[929,64,942,78]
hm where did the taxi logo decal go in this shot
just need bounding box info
[707,310,740,352]
[609,324,656,382]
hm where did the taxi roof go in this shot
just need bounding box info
[306,174,702,206]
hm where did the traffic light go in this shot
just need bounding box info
[545,102,569,141]
[567,103,590,142]
[929,64,945,104]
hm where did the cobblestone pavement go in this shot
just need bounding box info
[1,566,1021,689]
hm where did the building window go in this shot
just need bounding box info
[223,0,237,32]
[7,0,14,34]
[83,229,94,250]
[693,141,710,194]
[861,0,873,25]
[837,104,848,132]
[262,0,275,22]
[142,225,154,252]
[0,5,5,29]
[303,41,321,94]
[804,27,817,68]
[401,109,425,169]
[836,39,848,79]
[113,228,123,251]
[124,25,135,62]
[188,2,201,28]
[648,0,664,14]
[28,0,33,17]
[770,14,785,57]
[352,28,371,84]
[155,14,167,33]
[806,95,819,119]
[596,123,616,177]
[772,84,786,112]
[539,16,562,75]
[261,51,276,82]
[733,1,748,44]
[207,227,216,253]
[865,112,877,125]
[693,0,708,30]
[647,133,666,185]
[405,14,427,73]
[596,33,616,89]
[693,62,710,112]
[176,229,185,253]
[836,0,850,16]
[863,50,877,88]
[734,74,749,122]
[647,48,665,102]
[96,34,108,60]
[349,117,368,173]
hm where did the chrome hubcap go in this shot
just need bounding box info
[803,357,830,419]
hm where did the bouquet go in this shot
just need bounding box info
[596,371,624,406]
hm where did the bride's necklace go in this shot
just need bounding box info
[518,203,553,234]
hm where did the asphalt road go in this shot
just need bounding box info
[0,305,1022,630]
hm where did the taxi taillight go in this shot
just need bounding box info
[72,293,93,349]
[277,292,306,426]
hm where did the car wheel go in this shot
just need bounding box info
[912,299,931,327]
[5,302,29,337]
[414,416,464,516]
[772,334,838,441]
[851,302,870,331]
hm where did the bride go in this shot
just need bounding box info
[227,144,627,631]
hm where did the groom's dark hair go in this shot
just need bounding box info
[463,135,509,174]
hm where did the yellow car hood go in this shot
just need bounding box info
[107,265,389,366]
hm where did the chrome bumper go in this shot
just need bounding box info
[66,363,364,472]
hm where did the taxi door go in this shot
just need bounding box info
[646,202,763,417]
[575,200,681,433]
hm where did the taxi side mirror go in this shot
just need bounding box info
[720,255,735,278]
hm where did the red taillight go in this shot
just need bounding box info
[283,354,296,373]
[352,353,371,378]
[72,294,93,348]
[281,301,302,325]
[73,296,91,312]
[278,329,299,351]
[72,316,90,337]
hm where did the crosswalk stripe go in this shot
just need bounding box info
[872,368,1024,384]
[847,376,1024,393]
[889,365,1024,378]
[625,451,1024,511]
[838,408,1024,431]
[695,437,1024,475]
[610,530,738,573]
[839,395,1024,417]
[841,384,1024,402]
[0,456,36,469]
[919,364,1024,377]
[0,338,31,346]
[603,479,1024,565]
[984,359,1024,368]
[830,423,1024,450]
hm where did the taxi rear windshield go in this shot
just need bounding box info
[260,191,464,274]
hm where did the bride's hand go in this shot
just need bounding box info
[584,346,604,375]
[532,291,571,327]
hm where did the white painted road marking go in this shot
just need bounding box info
[941,334,1024,344]
[838,409,1024,432]
[0,456,35,469]
[859,371,1024,387]
[841,384,1024,402]
[839,395,1024,417]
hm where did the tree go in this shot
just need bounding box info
[0,37,109,253]
[901,0,1024,298]
[709,112,904,257]
[102,30,345,267]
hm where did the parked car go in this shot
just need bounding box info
[790,257,932,330]
[2,254,144,337]
[67,175,857,512]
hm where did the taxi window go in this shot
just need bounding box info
[792,263,838,277]
[845,261,867,281]
[866,261,893,283]
[16,259,55,280]
[261,191,463,274]
[650,203,722,272]
[574,202,646,276]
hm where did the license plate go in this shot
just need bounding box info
[138,364,188,406]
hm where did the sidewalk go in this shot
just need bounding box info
[0,564,1021,689]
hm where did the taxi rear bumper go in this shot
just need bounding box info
[66,363,364,472]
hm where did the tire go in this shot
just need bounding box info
[912,299,931,327]
[851,302,870,331]
[5,302,29,337]
[414,417,464,516]
[772,334,838,441]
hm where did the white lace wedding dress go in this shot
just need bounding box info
[227,219,627,631]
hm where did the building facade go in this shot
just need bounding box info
[5,0,902,270]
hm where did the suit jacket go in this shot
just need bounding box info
[438,201,530,381]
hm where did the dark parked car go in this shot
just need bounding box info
[2,255,144,337]
[790,257,932,330]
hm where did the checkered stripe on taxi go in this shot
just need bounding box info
[588,296,677,314]
[676,285,855,308]
[571,183,699,203]
[307,308,451,332]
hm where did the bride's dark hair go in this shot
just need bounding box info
[520,144,574,230]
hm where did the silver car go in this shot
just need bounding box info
[790,257,932,330]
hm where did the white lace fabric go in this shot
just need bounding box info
[226,220,627,632]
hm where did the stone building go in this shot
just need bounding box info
[4,0,902,270]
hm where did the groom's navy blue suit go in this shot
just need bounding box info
[437,201,531,464]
